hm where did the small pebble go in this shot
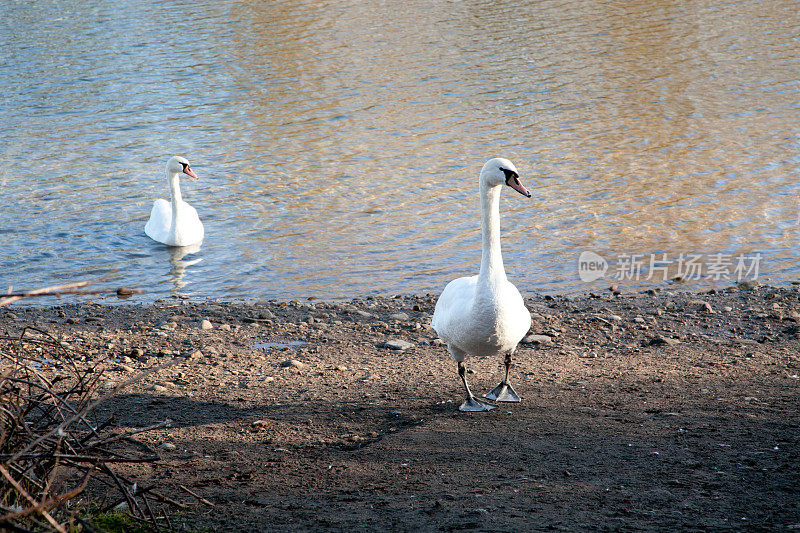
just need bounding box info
[649,335,681,346]
[200,319,213,330]
[521,334,553,345]
[116,287,134,298]
[381,339,415,351]
[687,300,715,314]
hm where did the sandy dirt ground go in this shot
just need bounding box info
[2,285,799,531]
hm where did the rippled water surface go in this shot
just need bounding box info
[2,0,799,301]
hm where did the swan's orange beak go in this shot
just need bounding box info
[506,174,531,198]
[183,167,198,180]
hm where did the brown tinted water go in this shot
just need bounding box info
[1,0,798,300]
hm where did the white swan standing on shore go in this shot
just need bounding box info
[145,156,204,247]
[431,158,532,412]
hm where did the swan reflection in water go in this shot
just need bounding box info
[164,242,202,298]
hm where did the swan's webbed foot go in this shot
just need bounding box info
[455,360,495,413]
[484,381,520,403]
[484,351,521,402]
[460,395,496,412]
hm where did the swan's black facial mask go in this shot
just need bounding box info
[500,167,531,198]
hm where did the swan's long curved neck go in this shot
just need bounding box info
[168,171,183,232]
[478,183,506,285]
[168,171,183,206]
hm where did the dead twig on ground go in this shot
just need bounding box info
[1,275,141,307]
[178,484,215,507]
[0,311,178,531]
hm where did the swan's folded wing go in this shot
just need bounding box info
[503,280,533,342]
[177,200,204,244]
[179,201,201,222]
[145,199,172,243]
[431,275,477,336]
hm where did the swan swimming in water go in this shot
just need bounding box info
[431,158,532,412]
[144,156,204,247]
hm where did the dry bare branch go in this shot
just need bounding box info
[0,314,180,531]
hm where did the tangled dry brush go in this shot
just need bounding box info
[0,283,176,532]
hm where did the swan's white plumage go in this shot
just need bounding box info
[431,157,532,410]
[144,156,204,247]
[145,198,204,246]
[432,274,531,360]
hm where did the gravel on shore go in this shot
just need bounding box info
[2,285,799,531]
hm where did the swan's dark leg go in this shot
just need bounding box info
[484,351,521,402]
[458,361,495,412]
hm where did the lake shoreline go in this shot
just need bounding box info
[2,285,799,530]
